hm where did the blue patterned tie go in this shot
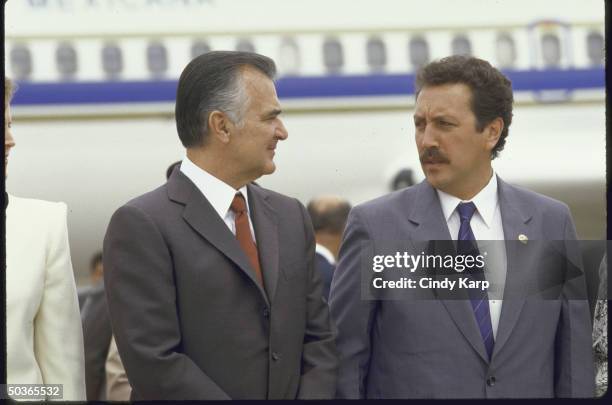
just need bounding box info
[456,202,494,359]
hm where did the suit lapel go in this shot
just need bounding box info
[492,177,533,356]
[167,170,270,306]
[407,181,453,242]
[409,181,490,363]
[247,184,280,303]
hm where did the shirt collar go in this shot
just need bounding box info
[436,172,499,228]
[315,243,336,265]
[180,155,250,219]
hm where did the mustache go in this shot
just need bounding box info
[419,148,450,164]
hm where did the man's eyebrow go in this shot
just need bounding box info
[262,108,282,119]
[432,114,457,122]
[413,113,457,123]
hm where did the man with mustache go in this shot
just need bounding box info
[329,55,594,398]
[103,51,337,400]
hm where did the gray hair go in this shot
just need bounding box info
[175,51,276,148]
[203,71,249,130]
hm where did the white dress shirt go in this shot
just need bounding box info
[315,243,336,265]
[436,173,507,339]
[180,156,256,241]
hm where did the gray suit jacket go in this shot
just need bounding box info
[103,169,338,400]
[329,178,595,398]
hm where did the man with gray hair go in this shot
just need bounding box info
[103,51,338,400]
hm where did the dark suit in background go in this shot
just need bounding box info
[77,286,92,310]
[315,250,335,300]
[307,196,351,302]
[81,279,112,400]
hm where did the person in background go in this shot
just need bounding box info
[77,287,90,310]
[77,252,104,310]
[593,254,607,397]
[105,335,132,401]
[81,251,112,400]
[89,251,104,284]
[307,196,351,300]
[5,77,86,400]
[166,160,181,180]
[391,168,415,191]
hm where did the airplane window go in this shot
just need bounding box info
[278,37,300,75]
[541,33,561,67]
[587,31,604,66]
[366,36,387,72]
[451,34,472,56]
[10,44,33,81]
[147,41,168,77]
[409,36,430,69]
[102,43,123,78]
[191,40,211,58]
[236,39,256,53]
[56,42,78,80]
[323,37,344,74]
[495,33,516,68]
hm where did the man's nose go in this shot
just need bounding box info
[5,130,16,148]
[418,124,438,149]
[276,120,288,140]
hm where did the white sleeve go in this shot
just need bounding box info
[33,202,86,401]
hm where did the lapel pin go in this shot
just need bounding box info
[518,234,528,244]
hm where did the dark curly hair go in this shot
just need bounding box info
[415,55,513,159]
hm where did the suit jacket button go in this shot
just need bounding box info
[272,352,280,361]
[263,308,270,318]
[487,376,496,387]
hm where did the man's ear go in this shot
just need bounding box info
[484,117,503,152]
[208,110,231,144]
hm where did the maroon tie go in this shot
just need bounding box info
[230,193,264,287]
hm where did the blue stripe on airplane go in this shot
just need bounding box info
[11,67,604,105]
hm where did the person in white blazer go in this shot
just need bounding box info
[5,77,86,401]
